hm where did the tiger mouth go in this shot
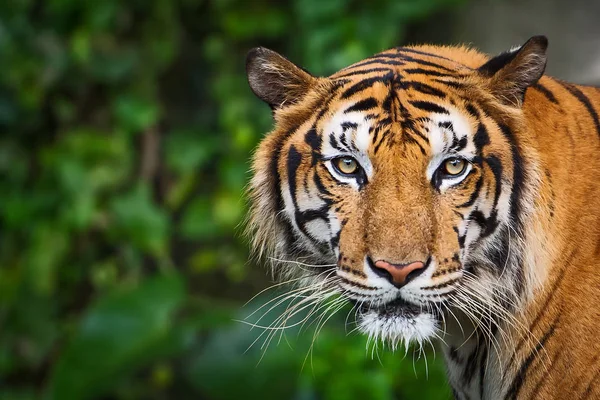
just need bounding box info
[355,297,423,318]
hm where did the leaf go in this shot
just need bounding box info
[26,223,68,295]
[178,198,218,240]
[185,294,305,400]
[47,274,185,400]
[165,129,216,174]
[113,94,159,133]
[109,183,170,255]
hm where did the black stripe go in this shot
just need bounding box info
[371,125,383,147]
[396,47,472,67]
[340,277,377,291]
[393,52,456,72]
[286,146,302,208]
[447,346,462,363]
[339,131,349,149]
[305,126,321,167]
[457,234,466,249]
[439,121,453,130]
[465,103,480,118]
[449,134,468,152]
[486,226,509,270]
[479,344,489,399]
[403,133,427,155]
[334,67,393,78]
[457,176,483,208]
[421,278,458,290]
[329,229,341,250]
[297,207,329,224]
[340,73,394,99]
[409,121,429,143]
[305,127,321,151]
[463,336,485,384]
[404,68,455,77]
[329,134,344,152]
[382,90,399,120]
[485,155,503,209]
[469,209,499,237]
[545,169,556,218]
[402,80,447,98]
[505,317,559,400]
[409,100,449,114]
[452,210,464,219]
[373,134,387,154]
[345,97,378,113]
[432,78,465,89]
[313,169,333,198]
[378,117,393,126]
[531,82,558,104]
[271,133,289,212]
[499,124,525,233]
[341,58,405,71]
[474,123,490,151]
[561,82,600,138]
[341,122,358,131]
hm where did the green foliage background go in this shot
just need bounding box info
[0,0,466,399]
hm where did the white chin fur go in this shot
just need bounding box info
[358,311,438,352]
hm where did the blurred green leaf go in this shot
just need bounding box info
[178,198,218,240]
[47,274,186,400]
[109,183,170,255]
[113,94,159,134]
[165,130,216,174]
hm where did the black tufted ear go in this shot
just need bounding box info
[478,35,548,106]
[246,47,315,110]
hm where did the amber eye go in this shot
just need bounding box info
[332,156,360,175]
[443,157,467,176]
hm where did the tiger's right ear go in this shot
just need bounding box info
[246,47,315,110]
[477,36,548,107]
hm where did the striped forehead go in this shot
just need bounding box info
[320,95,475,152]
[321,103,375,177]
[322,106,372,153]
[424,105,477,181]
[425,106,476,156]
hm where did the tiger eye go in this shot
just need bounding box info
[334,157,359,175]
[444,158,466,176]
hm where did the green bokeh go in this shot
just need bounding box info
[0,0,465,399]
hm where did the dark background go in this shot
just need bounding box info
[1,0,598,399]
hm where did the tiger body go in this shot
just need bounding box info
[245,37,600,399]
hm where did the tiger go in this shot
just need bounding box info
[244,35,600,399]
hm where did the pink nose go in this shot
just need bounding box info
[373,260,426,286]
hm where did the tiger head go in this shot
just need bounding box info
[245,37,548,348]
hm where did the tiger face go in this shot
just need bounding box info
[246,37,547,348]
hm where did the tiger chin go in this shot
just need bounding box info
[245,35,600,399]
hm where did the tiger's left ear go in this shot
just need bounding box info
[478,35,548,107]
